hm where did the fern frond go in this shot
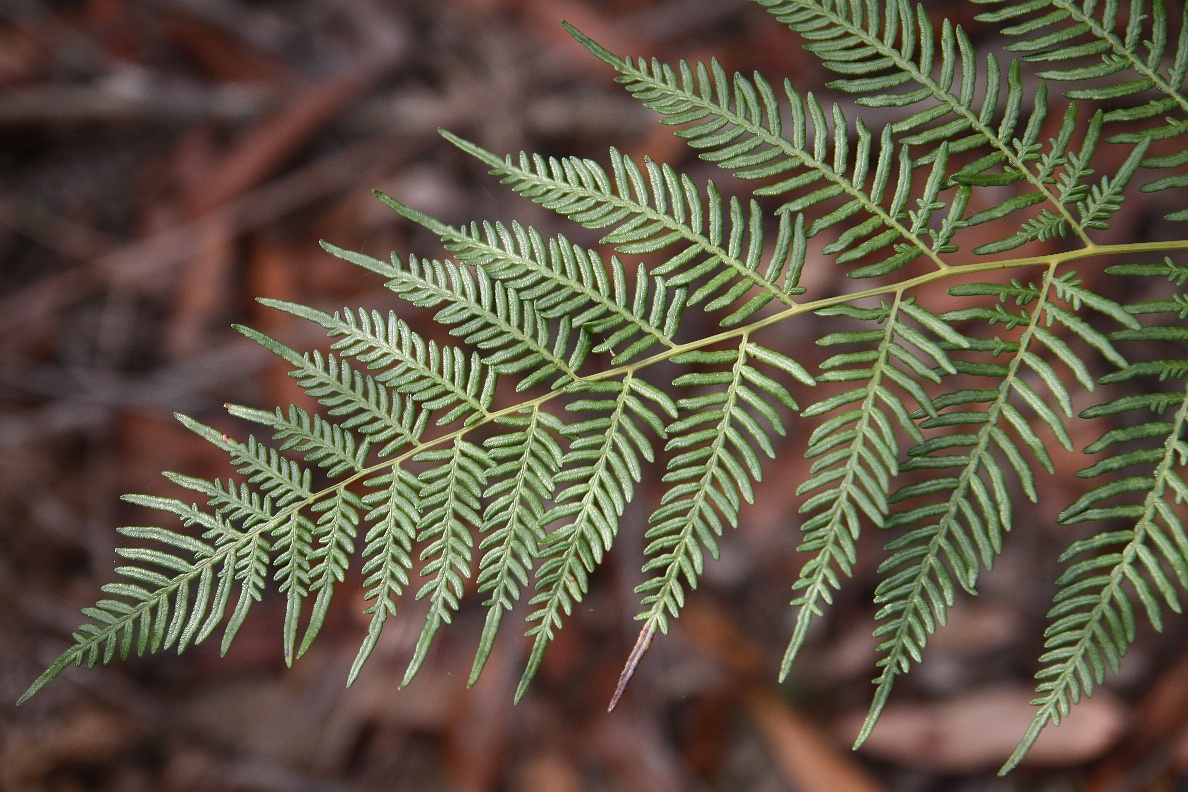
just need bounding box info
[350,466,421,684]
[401,438,490,685]
[571,28,957,277]
[470,407,565,684]
[377,252,586,388]
[154,432,313,665]
[443,131,808,324]
[976,0,1188,216]
[227,404,370,478]
[755,0,1112,249]
[332,212,685,364]
[20,4,1188,775]
[635,340,806,642]
[858,266,1135,745]
[518,376,672,701]
[784,296,966,676]
[18,448,290,703]
[18,519,220,698]
[1004,272,1188,772]
[264,301,496,425]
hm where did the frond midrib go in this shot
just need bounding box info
[25,237,1188,704]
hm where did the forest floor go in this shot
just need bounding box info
[3,1,1188,791]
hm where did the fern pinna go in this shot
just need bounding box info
[20,0,1188,772]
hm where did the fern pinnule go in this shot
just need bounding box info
[302,304,496,425]
[1019,430,1188,764]
[370,199,687,356]
[302,489,363,657]
[178,415,313,507]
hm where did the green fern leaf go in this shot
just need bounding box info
[350,467,421,684]
[400,439,489,685]
[19,3,1188,776]
[570,27,953,277]
[443,131,808,321]
[858,267,1135,745]
[1005,273,1188,772]
[784,296,964,676]
[627,340,805,697]
[976,0,1188,215]
[518,377,674,700]
[470,407,565,684]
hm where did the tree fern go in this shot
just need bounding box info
[20,0,1188,774]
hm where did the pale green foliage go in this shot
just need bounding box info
[21,0,1188,774]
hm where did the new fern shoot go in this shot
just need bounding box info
[21,0,1188,774]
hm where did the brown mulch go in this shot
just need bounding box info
[3,1,1187,791]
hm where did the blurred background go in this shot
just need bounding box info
[3,0,1188,790]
